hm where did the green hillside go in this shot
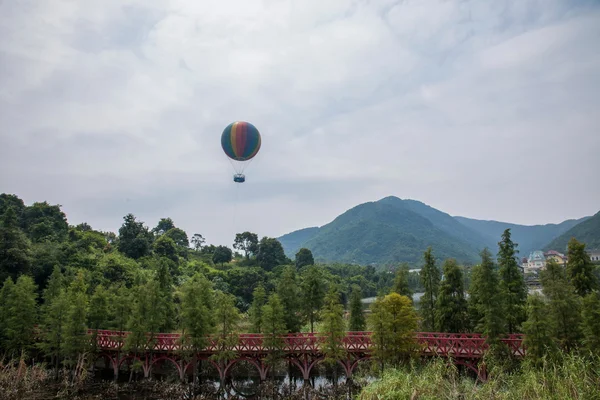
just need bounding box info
[543,211,600,252]
[453,216,589,256]
[278,196,592,266]
[279,197,484,266]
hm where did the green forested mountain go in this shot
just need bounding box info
[543,211,600,252]
[454,215,590,256]
[279,197,485,265]
[278,196,594,266]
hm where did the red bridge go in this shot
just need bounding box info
[90,330,525,382]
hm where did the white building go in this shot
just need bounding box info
[523,250,546,274]
[588,249,600,262]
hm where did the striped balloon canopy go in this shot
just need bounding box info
[221,121,262,162]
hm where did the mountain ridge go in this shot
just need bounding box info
[277,196,596,265]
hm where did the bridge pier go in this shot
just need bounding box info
[289,354,322,381]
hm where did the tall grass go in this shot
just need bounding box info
[358,353,600,400]
[0,355,50,400]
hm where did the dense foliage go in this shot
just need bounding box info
[0,192,599,399]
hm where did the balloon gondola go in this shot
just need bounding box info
[221,121,261,183]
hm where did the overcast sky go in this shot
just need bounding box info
[1,0,599,247]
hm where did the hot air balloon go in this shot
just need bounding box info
[221,121,262,183]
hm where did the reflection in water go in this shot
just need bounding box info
[88,357,376,399]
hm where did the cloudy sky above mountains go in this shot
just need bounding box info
[1,0,599,246]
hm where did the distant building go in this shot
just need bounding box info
[587,249,600,262]
[523,251,546,274]
[544,250,567,266]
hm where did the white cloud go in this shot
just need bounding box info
[1,0,599,246]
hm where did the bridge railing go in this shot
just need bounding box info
[88,330,524,358]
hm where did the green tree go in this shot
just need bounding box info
[63,271,90,368]
[154,259,176,332]
[468,248,506,346]
[320,286,347,365]
[348,285,366,331]
[295,248,315,270]
[163,227,189,249]
[261,293,287,373]
[2,276,38,355]
[191,233,205,251]
[249,283,267,333]
[419,247,440,331]
[153,235,179,263]
[98,252,137,287]
[178,273,214,384]
[0,207,32,282]
[567,237,598,297]
[435,259,468,332]
[369,293,418,369]
[233,231,259,259]
[212,245,233,266]
[211,290,240,387]
[117,213,153,259]
[0,194,25,218]
[88,284,110,353]
[497,228,527,333]
[580,290,600,356]
[125,275,171,381]
[0,278,13,350]
[277,266,302,332]
[21,201,69,243]
[152,218,175,235]
[301,265,326,332]
[39,288,70,378]
[392,263,413,299]
[540,259,582,351]
[522,293,558,367]
[256,237,288,271]
[75,222,93,232]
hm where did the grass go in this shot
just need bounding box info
[358,353,600,400]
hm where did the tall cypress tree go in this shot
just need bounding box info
[540,259,582,351]
[435,259,468,333]
[419,247,440,331]
[392,263,413,299]
[497,229,527,333]
[277,267,300,332]
[0,278,15,351]
[211,290,240,387]
[300,265,326,332]
[468,248,506,344]
[348,285,366,331]
[63,271,90,368]
[249,283,267,333]
[261,293,287,373]
[581,290,600,357]
[567,238,598,297]
[522,293,557,367]
[277,266,302,332]
[178,273,214,384]
[3,276,38,356]
[320,286,347,366]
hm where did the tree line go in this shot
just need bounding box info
[1,192,599,381]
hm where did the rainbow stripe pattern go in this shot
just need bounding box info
[221,121,262,161]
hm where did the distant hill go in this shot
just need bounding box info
[279,197,486,266]
[278,196,592,266]
[277,227,319,253]
[543,211,600,252]
[454,216,590,256]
